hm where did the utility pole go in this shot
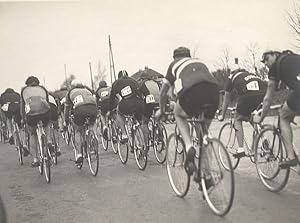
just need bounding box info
[89,62,94,92]
[108,35,116,85]
[64,64,68,89]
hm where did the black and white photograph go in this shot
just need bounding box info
[0,0,299,222]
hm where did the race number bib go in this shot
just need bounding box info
[73,95,84,106]
[101,91,109,97]
[174,79,183,94]
[1,103,9,112]
[246,81,259,91]
[146,94,155,104]
[25,103,31,114]
[121,86,132,97]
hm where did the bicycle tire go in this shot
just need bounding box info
[117,127,129,164]
[201,137,234,216]
[37,136,44,175]
[14,122,23,165]
[218,122,240,170]
[51,128,58,165]
[166,133,190,197]
[254,126,290,192]
[153,122,167,164]
[87,130,99,176]
[110,120,119,154]
[133,126,147,170]
[42,134,51,184]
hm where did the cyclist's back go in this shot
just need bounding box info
[65,81,97,126]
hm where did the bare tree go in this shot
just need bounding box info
[94,60,108,88]
[213,48,231,77]
[287,0,300,48]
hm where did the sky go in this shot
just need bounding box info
[0,0,297,92]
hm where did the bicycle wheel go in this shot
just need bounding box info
[42,135,51,184]
[50,128,58,165]
[37,137,43,175]
[201,138,234,216]
[133,126,147,170]
[218,122,240,170]
[166,133,190,197]
[14,124,23,165]
[117,127,129,164]
[110,121,118,154]
[254,126,290,192]
[153,122,167,164]
[87,130,99,176]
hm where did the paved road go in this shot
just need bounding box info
[0,118,299,223]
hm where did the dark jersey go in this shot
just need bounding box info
[225,70,267,96]
[110,76,140,110]
[0,91,20,106]
[65,86,96,109]
[96,86,112,102]
[165,57,217,96]
[268,52,300,92]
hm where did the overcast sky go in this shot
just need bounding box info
[0,0,297,92]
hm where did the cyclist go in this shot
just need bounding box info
[53,86,68,132]
[138,72,161,121]
[0,88,22,145]
[155,46,219,175]
[108,70,147,145]
[254,50,300,168]
[219,68,267,157]
[20,76,51,167]
[48,92,61,156]
[95,80,118,139]
[64,80,98,164]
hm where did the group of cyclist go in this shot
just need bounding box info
[0,46,299,175]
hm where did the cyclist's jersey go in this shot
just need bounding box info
[66,86,96,109]
[165,57,218,96]
[110,76,141,110]
[139,79,160,104]
[96,86,112,102]
[21,85,50,117]
[268,51,300,93]
[225,70,267,96]
[0,91,20,112]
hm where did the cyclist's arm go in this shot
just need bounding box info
[260,79,277,122]
[159,79,171,114]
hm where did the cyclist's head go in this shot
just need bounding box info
[118,70,128,79]
[173,46,191,59]
[25,76,40,86]
[261,50,280,68]
[98,80,107,88]
[70,79,83,88]
[4,88,14,93]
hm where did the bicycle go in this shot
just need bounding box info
[254,104,300,192]
[49,122,59,165]
[11,116,28,165]
[147,110,168,164]
[117,114,147,170]
[166,105,234,216]
[0,118,8,144]
[70,117,99,176]
[218,107,266,170]
[35,120,52,184]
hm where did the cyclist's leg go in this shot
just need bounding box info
[6,117,14,144]
[279,99,298,166]
[116,101,129,139]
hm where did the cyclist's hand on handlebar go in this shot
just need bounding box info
[217,115,224,122]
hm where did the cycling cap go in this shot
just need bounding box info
[25,76,40,86]
[70,79,83,87]
[118,70,128,78]
[173,47,191,59]
[99,80,107,88]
